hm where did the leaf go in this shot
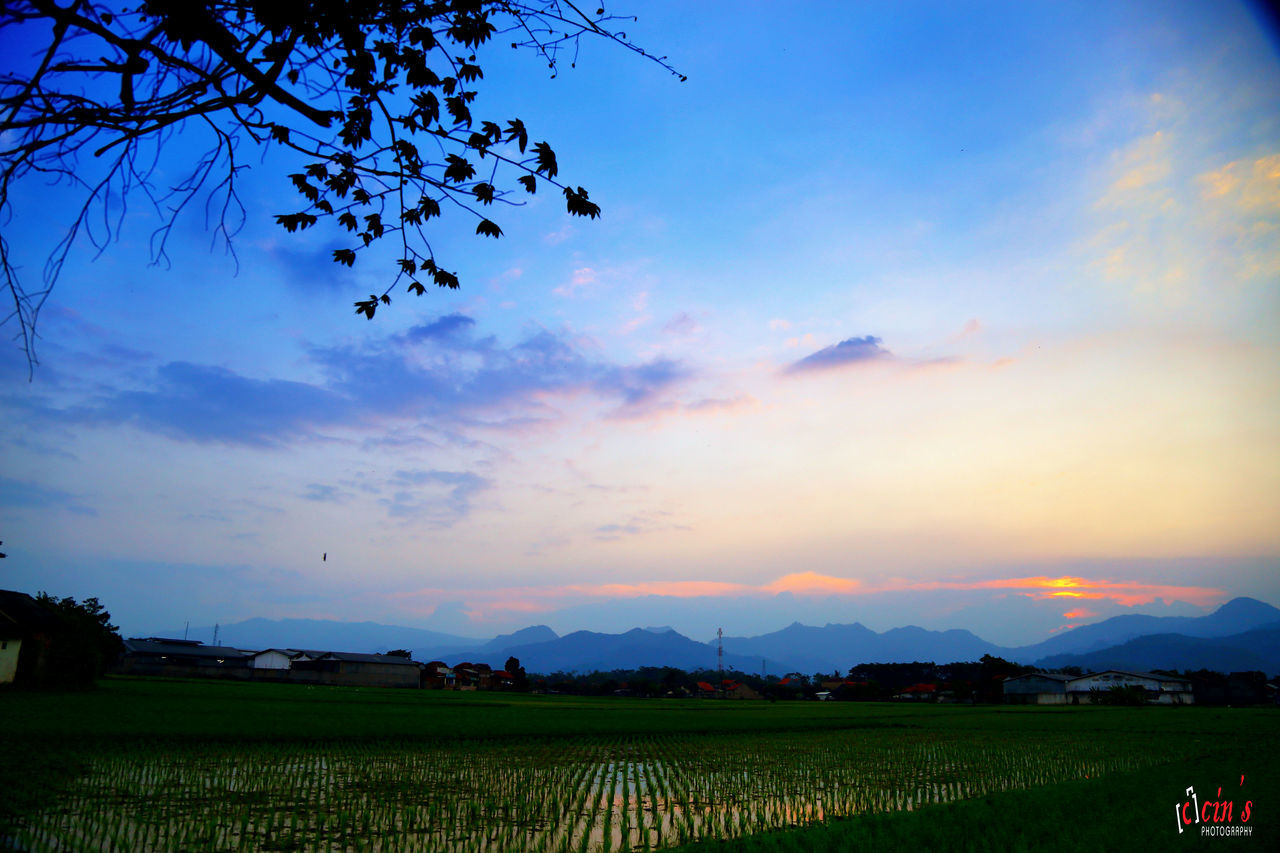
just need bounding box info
[518,174,536,194]
[274,212,317,232]
[289,173,319,202]
[505,119,528,153]
[533,141,558,178]
[408,281,425,295]
[379,294,391,305]
[476,219,503,238]
[473,182,495,204]
[445,95,472,126]
[398,258,417,274]
[433,268,459,289]
[563,186,601,219]
[338,212,358,231]
[443,154,475,183]
[333,248,356,267]
[419,196,441,219]
[354,296,377,319]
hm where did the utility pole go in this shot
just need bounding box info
[717,627,724,681]
[213,623,220,647]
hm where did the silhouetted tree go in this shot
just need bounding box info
[33,592,124,685]
[504,655,527,690]
[1,1,682,372]
[384,648,412,658]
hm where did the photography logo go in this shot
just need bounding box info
[1176,776,1253,837]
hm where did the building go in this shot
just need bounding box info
[0,589,58,684]
[247,649,298,670]
[1066,670,1194,705]
[291,651,421,689]
[117,637,251,676]
[1002,672,1072,705]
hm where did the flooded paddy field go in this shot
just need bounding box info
[3,678,1274,852]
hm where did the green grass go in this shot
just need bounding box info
[4,677,1277,851]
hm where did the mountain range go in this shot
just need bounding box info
[160,597,1280,676]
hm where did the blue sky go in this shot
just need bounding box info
[2,1,1278,646]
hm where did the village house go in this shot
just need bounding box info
[117,637,251,676]
[0,589,58,684]
[1003,670,1194,705]
[1066,670,1194,704]
[290,651,421,689]
[247,648,298,670]
[1002,672,1073,705]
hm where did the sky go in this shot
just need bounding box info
[2,1,1278,648]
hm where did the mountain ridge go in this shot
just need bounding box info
[155,597,1280,675]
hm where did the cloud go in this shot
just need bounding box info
[663,312,700,336]
[74,362,348,447]
[400,313,476,342]
[684,394,756,415]
[379,469,491,525]
[385,571,1231,635]
[784,336,893,374]
[553,267,597,297]
[301,483,352,503]
[62,315,690,445]
[0,476,96,515]
[268,240,357,293]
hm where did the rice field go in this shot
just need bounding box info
[7,726,1169,852]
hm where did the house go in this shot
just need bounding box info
[117,637,251,676]
[0,589,58,684]
[421,660,453,689]
[290,651,421,689]
[717,679,761,700]
[1065,670,1194,705]
[894,683,938,701]
[1002,672,1073,705]
[247,649,298,670]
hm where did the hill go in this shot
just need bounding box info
[1034,622,1280,673]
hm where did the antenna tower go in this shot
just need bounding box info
[717,627,724,679]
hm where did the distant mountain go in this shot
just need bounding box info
[157,618,479,655]
[1034,622,1280,673]
[720,622,1002,675]
[494,627,787,675]
[1006,597,1280,663]
[483,625,558,651]
[153,597,1280,677]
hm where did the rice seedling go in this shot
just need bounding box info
[3,706,1228,853]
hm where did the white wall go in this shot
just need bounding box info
[0,638,21,683]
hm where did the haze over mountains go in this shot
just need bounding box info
[163,598,1280,676]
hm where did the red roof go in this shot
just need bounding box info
[778,677,792,685]
[696,681,716,692]
[902,683,937,693]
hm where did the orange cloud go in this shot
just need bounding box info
[901,575,1224,607]
[763,572,862,595]
[391,572,1226,625]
